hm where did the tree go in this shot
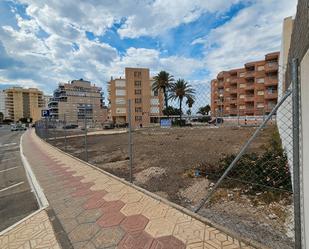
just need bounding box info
[163,106,182,116]
[169,79,195,120]
[197,105,211,116]
[152,71,174,109]
[186,97,195,117]
[0,112,3,123]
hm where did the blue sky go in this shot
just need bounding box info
[0,0,297,104]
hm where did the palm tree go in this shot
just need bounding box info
[169,79,195,120]
[197,105,211,115]
[152,71,174,109]
[186,97,195,119]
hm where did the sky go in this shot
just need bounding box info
[0,0,297,98]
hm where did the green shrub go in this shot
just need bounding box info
[204,128,292,193]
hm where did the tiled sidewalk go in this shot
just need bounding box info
[0,209,61,249]
[22,130,254,249]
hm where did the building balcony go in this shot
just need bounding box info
[230,88,238,94]
[265,63,278,73]
[265,77,278,86]
[230,98,237,104]
[245,84,255,90]
[264,91,278,99]
[244,96,255,102]
[230,77,237,83]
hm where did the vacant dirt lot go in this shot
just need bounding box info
[49,125,272,204]
[48,124,294,248]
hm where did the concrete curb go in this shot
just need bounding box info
[35,131,269,249]
[20,133,49,209]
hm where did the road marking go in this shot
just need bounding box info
[1,158,18,162]
[0,182,24,193]
[0,143,17,148]
[0,166,19,173]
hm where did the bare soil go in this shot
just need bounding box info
[49,125,293,248]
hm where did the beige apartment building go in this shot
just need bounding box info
[108,68,164,127]
[48,79,107,125]
[5,87,44,122]
[211,52,279,116]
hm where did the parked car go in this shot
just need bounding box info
[63,124,78,129]
[208,117,224,125]
[102,121,115,129]
[11,124,17,131]
[11,123,27,131]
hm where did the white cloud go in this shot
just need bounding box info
[201,0,297,79]
[108,47,204,80]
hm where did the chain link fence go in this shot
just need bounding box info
[35,68,301,248]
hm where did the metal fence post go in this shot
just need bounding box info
[84,111,88,162]
[128,99,133,183]
[64,114,67,152]
[292,58,302,249]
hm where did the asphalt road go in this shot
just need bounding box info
[0,125,38,231]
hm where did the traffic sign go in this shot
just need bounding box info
[41,110,50,117]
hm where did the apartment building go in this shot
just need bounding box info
[5,87,44,122]
[0,90,7,119]
[48,79,107,125]
[108,68,163,127]
[211,52,279,116]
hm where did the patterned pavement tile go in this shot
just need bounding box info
[96,212,126,228]
[150,235,186,249]
[120,191,143,204]
[83,196,106,210]
[68,223,100,243]
[145,217,176,238]
[0,210,60,249]
[118,231,154,249]
[91,227,125,248]
[120,201,148,216]
[142,203,169,220]
[164,208,192,224]
[173,220,206,245]
[17,131,255,249]
[120,214,149,233]
[77,209,103,224]
[101,200,125,213]
[60,218,79,233]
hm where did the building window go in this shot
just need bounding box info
[116,89,126,96]
[135,89,142,95]
[239,83,245,88]
[135,98,142,104]
[116,108,126,114]
[135,116,142,121]
[257,90,264,96]
[239,105,245,110]
[134,81,142,87]
[116,98,126,105]
[257,103,264,108]
[257,78,265,83]
[239,72,245,77]
[134,71,142,77]
[239,94,245,99]
[115,80,126,87]
[257,66,265,71]
[135,107,142,113]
